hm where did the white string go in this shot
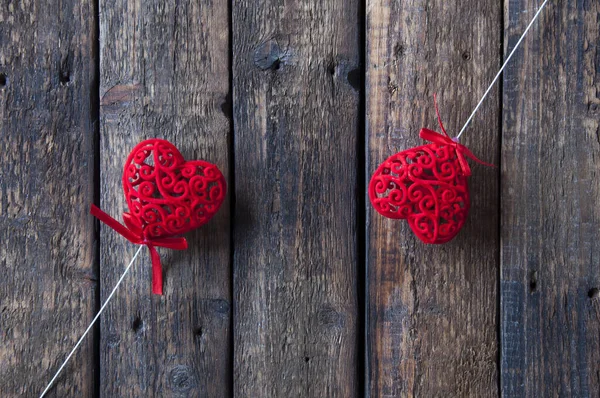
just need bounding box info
[456,0,549,140]
[39,245,144,398]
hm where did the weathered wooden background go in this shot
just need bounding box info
[1,0,598,396]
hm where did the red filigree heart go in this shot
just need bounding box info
[91,138,226,295]
[369,138,471,244]
[368,95,494,245]
[123,139,226,239]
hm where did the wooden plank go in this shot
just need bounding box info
[232,0,361,396]
[99,1,231,396]
[0,1,98,396]
[501,0,600,395]
[366,0,501,396]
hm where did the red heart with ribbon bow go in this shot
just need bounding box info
[91,139,226,294]
[368,98,493,244]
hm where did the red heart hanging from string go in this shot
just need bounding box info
[368,96,493,244]
[91,139,227,294]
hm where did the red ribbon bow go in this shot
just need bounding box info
[419,95,495,177]
[90,204,188,295]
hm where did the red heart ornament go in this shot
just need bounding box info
[369,113,493,244]
[368,96,494,244]
[369,133,471,244]
[91,138,226,294]
[123,139,226,238]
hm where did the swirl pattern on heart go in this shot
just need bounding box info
[369,142,470,244]
[123,139,226,239]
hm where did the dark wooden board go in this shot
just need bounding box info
[232,0,361,396]
[0,1,98,397]
[99,1,231,396]
[366,0,502,396]
[4,0,600,395]
[501,0,600,396]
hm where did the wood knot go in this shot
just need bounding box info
[253,40,290,71]
[101,84,142,114]
[317,305,345,328]
[209,298,230,318]
[169,365,197,394]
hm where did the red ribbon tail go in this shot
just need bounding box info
[91,204,188,295]
[90,204,142,244]
[419,96,494,176]
[147,244,163,295]
[460,146,496,168]
[151,237,188,250]
[454,152,472,177]
[432,94,450,139]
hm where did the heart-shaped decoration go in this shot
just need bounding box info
[122,139,227,240]
[369,139,470,244]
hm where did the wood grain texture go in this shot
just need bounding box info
[232,0,361,396]
[0,1,97,396]
[366,0,502,396]
[501,0,600,396]
[99,0,231,396]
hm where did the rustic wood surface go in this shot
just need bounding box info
[366,0,502,396]
[1,0,599,397]
[231,0,361,396]
[99,0,231,396]
[0,1,98,397]
[501,0,600,396]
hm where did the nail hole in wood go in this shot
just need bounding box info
[194,327,204,338]
[220,99,231,118]
[132,317,144,335]
[347,68,360,91]
[462,51,472,61]
[394,43,406,58]
[59,70,71,85]
[271,58,281,71]
[304,356,310,363]
[529,271,538,293]
[0,73,6,88]
[327,61,336,76]
[529,281,537,292]
[588,288,599,299]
